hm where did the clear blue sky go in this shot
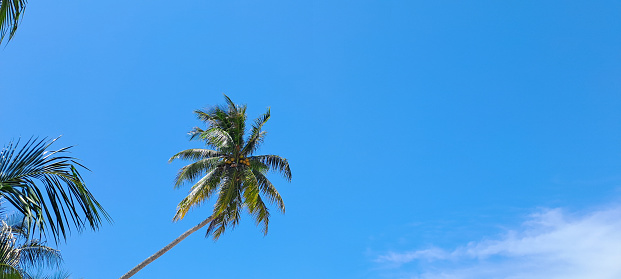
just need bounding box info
[2,1,621,278]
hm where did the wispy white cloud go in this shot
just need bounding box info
[376,206,621,279]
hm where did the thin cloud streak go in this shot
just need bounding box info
[377,206,621,279]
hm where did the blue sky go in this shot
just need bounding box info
[2,1,621,278]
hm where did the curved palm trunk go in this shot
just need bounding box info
[120,216,213,279]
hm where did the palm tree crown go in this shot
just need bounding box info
[170,95,291,239]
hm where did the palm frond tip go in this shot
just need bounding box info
[0,0,28,44]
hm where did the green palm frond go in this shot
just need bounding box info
[207,184,243,240]
[252,195,269,235]
[204,215,227,240]
[17,240,61,270]
[253,170,285,213]
[168,149,222,163]
[173,95,291,240]
[212,176,238,218]
[241,169,270,234]
[187,127,205,142]
[242,131,266,157]
[241,108,270,156]
[240,169,259,206]
[252,155,292,181]
[171,157,221,188]
[200,128,233,150]
[187,127,233,153]
[0,264,22,279]
[223,95,237,113]
[195,105,236,132]
[0,0,27,45]
[247,157,269,173]
[0,230,20,269]
[229,107,247,147]
[0,138,111,242]
[173,168,223,221]
[0,213,64,279]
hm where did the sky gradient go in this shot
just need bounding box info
[2,1,621,278]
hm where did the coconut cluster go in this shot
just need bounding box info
[223,157,251,167]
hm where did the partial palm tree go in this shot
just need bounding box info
[0,0,27,44]
[0,211,63,279]
[0,137,111,242]
[120,95,292,278]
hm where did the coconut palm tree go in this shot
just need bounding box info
[0,0,27,44]
[120,95,292,278]
[0,137,110,242]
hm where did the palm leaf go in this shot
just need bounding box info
[16,240,61,270]
[168,149,222,163]
[0,138,111,242]
[252,155,292,181]
[173,168,223,221]
[252,170,285,213]
[0,0,27,44]
[171,157,221,188]
[241,108,270,156]
[241,169,270,234]
[0,264,22,279]
[212,175,238,218]
[204,215,226,240]
[198,128,233,151]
